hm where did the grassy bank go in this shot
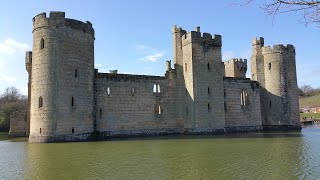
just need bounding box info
[299,93,320,108]
[300,113,320,119]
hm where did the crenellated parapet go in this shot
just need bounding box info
[252,37,264,46]
[181,26,222,47]
[262,44,295,55]
[224,58,247,78]
[32,11,94,37]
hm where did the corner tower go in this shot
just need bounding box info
[251,38,301,129]
[28,12,95,142]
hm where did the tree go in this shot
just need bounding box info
[0,87,27,131]
[235,0,320,26]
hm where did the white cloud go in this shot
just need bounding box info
[94,63,102,68]
[0,38,29,56]
[136,44,165,62]
[0,38,30,95]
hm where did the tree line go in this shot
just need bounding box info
[0,87,27,132]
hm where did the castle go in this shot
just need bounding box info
[24,12,301,143]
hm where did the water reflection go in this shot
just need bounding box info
[1,127,320,179]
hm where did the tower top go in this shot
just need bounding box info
[32,11,94,37]
[252,37,264,46]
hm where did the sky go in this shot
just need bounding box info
[0,0,319,95]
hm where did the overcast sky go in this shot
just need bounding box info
[0,0,320,95]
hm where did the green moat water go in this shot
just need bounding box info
[1,125,320,179]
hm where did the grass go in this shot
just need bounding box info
[300,113,320,119]
[299,93,320,108]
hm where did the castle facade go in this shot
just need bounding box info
[25,12,301,143]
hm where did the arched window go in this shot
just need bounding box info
[72,127,75,134]
[153,83,161,94]
[154,105,162,115]
[240,90,249,107]
[40,38,45,49]
[71,96,74,107]
[39,96,43,108]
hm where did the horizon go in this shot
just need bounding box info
[1,0,320,95]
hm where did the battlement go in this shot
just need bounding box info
[262,44,295,55]
[252,37,264,46]
[225,58,247,64]
[181,27,222,47]
[32,11,94,37]
[172,25,186,35]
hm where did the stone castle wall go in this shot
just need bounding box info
[23,12,301,143]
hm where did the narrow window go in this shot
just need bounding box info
[40,128,42,134]
[153,84,157,93]
[40,38,45,49]
[270,101,272,108]
[72,127,74,134]
[153,84,160,93]
[107,87,110,96]
[99,109,102,118]
[132,87,135,96]
[240,90,249,107]
[39,96,43,108]
[268,63,272,70]
[71,96,74,107]
[154,105,161,115]
[224,102,227,112]
[224,89,226,97]
[207,63,210,71]
[186,106,189,115]
[208,87,210,94]
[75,69,78,77]
[240,67,243,71]
[185,63,187,72]
[186,89,188,96]
[208,103,210,111]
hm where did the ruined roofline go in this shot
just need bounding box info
[96,72,165,80]
[224,58,247,64]
[32,11,94,37]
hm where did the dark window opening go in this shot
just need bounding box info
[224,89,226,97]
[40,38,45,49]
[240,67,243,71]
[207,63,210,71]
[39,96,43,108]
[40,128,42,134]
[185,63,187,72]
[72,127,74,134]
[268,63,272,70]
[208,87,210,94]
[75,69,78,77]
[71,96,74,107]
[186,106,189,115]
[186,89,188,96]
[270,101,272,107]
[208,103,210,111]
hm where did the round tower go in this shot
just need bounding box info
[29,12,95,142]
[261,44,300,127]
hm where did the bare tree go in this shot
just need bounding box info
[234,0,320,26]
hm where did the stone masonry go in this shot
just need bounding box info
[24,12,301,143]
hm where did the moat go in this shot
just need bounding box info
[1,125,320,179]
